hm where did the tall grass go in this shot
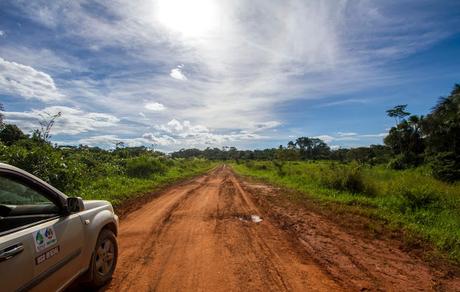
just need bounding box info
[74,158,215,206]
[233,161,460,263]
[125,156,168,178]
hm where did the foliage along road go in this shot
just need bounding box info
[106,165,459,291]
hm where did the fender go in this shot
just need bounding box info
[78,204,119,269]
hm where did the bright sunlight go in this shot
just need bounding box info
[155,0,220,38]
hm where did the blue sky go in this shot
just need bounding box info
[0,0,459,151]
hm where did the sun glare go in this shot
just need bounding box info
[155,0,219,38]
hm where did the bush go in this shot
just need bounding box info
[0,143,85,192]
[0,124,25,146]
[430,152,460,182]
[319,162,376,196]
[272,160,285,176]
[125,156,167,178]
[388,177,440,211]
[387,153,422,170]
[256,164,268,170]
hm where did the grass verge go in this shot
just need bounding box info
[231,161,460,264]
[74,160,216,207]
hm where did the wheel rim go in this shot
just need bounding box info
[95,239,115,277]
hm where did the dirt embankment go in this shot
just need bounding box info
[106,165,459,291]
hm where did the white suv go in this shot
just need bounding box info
[0,163,119,291]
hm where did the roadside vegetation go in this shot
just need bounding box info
[173,84,460,184]
[0,112,214,205]
[232,160,460,263]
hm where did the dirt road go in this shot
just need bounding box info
[107,166,459,291]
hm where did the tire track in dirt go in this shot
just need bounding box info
[109,171,216,289]
[107,165,341,291]
[240,176,460,291]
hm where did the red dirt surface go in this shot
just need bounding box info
[106,165,460,291]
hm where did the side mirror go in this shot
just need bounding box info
[67,197,85,213]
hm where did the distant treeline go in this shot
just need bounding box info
[172,84,460,182]
[1,84,459,182]
[171,144,391,163]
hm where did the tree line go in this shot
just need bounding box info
[172,84,460,182]
[1,83,459,182]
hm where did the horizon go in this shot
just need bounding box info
[1,0,460,152]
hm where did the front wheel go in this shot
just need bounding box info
[87,229,118,288]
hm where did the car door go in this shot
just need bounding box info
[0,173,85,291]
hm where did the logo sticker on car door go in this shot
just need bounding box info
[33,226,58,252]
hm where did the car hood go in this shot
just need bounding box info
[83,200,113,211]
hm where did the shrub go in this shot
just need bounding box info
[244,160,253,169]
[388,177,441,211]
[256,164,268,170]
[0,124,26,146]
[387,156,406,170]
[430,152,460,182]
[387,152,425,170]
[125,156,167,178]
[272,160,286,176]
[0,143,84,192]
[319,162,376,196]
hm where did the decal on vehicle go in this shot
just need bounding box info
[35,246,60,265]
[33,226,58,252]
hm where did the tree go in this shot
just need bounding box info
[275,145,300,161]
[384,116,424,168]
[0,124,25,145]
[422,84,460,155]
[422,84,460,181]
[386,104,410,125]
[384,104,425,168]
[294,137,330,159]
[295,137,313,159]
[38,111,62,141]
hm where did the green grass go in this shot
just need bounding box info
[72,159,216,206]
[231,161,460,263]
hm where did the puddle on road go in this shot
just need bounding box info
[238,214,263,223]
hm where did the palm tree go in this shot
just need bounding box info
[386,104,410,126]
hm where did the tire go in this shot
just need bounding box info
[87,229,118,288]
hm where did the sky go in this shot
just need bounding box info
[0,0,459,151]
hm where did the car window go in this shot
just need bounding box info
[0,176,53,205]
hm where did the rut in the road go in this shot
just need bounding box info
[108,166,340,292]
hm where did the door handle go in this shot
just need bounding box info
[0,243,24,262]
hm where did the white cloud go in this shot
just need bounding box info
[0,45,85,74]
[4,106,119,135]
[76,133,177,150]
[316,99,368,108]
[142,133,177,146]
[252,121,281,132]
[145,102,166,111]
[337,132,358,137]
[3,1,458,148]
[151,119,266,147]
[155,119,209,135]
[77,135,150,148]
[0,57,64,101]
[169,67,187,81]
[0,30,5,37]
[330,145,340,150]
[315,135,335,144]
[315,132,387,144]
